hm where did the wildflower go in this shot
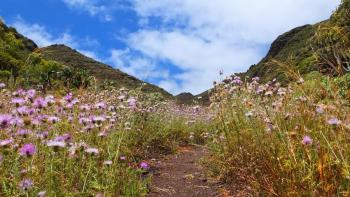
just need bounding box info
[127,97,137,108]
[103,160,113,165]
[19,178,33,191]
[302,135,313,145]
[11,98,26,106]
[0,138,13,147]
[63,93,73,102]
[264,91,273,96]
[38,191,46,197]
[327,117,341,125]
[79,104,91,111]
[91,116,106,124]
[118,95,126,101]
[26,89,36,99]
[0,114,12,129]
[19,144,36,157]
[140,162,150,170]
[120,156,126,161]
[54,134,72,142]
[17,129,32,137]
[0,83,5,88]
[245,111,253,118]
[79,117,91,125]
[48,116,60,124]
[85,148,99,155]
[45,95,55,104]
[33,97,48,109]
[16,106,31,116]
[94,102,106,109]
[316,106,325,114]
[47,140,66,148]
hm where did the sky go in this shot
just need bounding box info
[0,0,341,95]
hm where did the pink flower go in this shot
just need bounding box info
[127,98,137,109]
[95,102,106,109]
[26,89,36,98]
[33,97,48,109]
[47,140,66,148]
[19,144,36,157]
[85,148,99,155]
[11,98,26,106]
[302,136,313,145]
[327,117,341,125]
[48,116,60,124]
[0,138,13,147]
[19,178,33,191]
[0,114,13,129]
[140,162,150,170]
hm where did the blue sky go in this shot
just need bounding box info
[0,0,341,95]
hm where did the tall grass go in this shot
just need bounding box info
[208,73,350,195]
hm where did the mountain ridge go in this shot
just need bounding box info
[39,44,172,97]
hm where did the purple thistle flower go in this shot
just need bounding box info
[0,138,13,147]
[85,148,99,155]
[11,98,26,106]
[91,116,106,124]
[94,102,106,109]
[79,104,91,111]
[127,97,137,109]
[17,129,32,137]
[45,95,55,104]
[0,114,12,129]
[327,117,341,125]
[140,162,150,170]
[63,93,73,102]
[79,117,91,125]
[47,140,66,148]
[54,133,71,142]
[33,97,48,109]
[302,135,313,145]
[19,178,33,191]
[19,144,36,157]
[26,89,36,99]
[48,116,60,124]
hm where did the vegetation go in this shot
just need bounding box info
[39,45,172,98]
[206,72,350,195]
[0,86,209,196]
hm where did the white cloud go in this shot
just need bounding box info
[11,18,100,60]
[109,48,171,81]
[61,0,113,21]
[12,19,78,48]
[126,0,341,94]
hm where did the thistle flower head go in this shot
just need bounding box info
[302,135,313,145]
[19,144,36,157]
[19,178,33,191]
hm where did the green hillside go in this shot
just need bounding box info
[39,44,172,98]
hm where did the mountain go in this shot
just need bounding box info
[0,19,172,97]
[246,0,350,82]
[192,0,350,105]
[39,44,172,97]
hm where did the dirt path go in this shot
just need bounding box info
[148,145,222,197]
